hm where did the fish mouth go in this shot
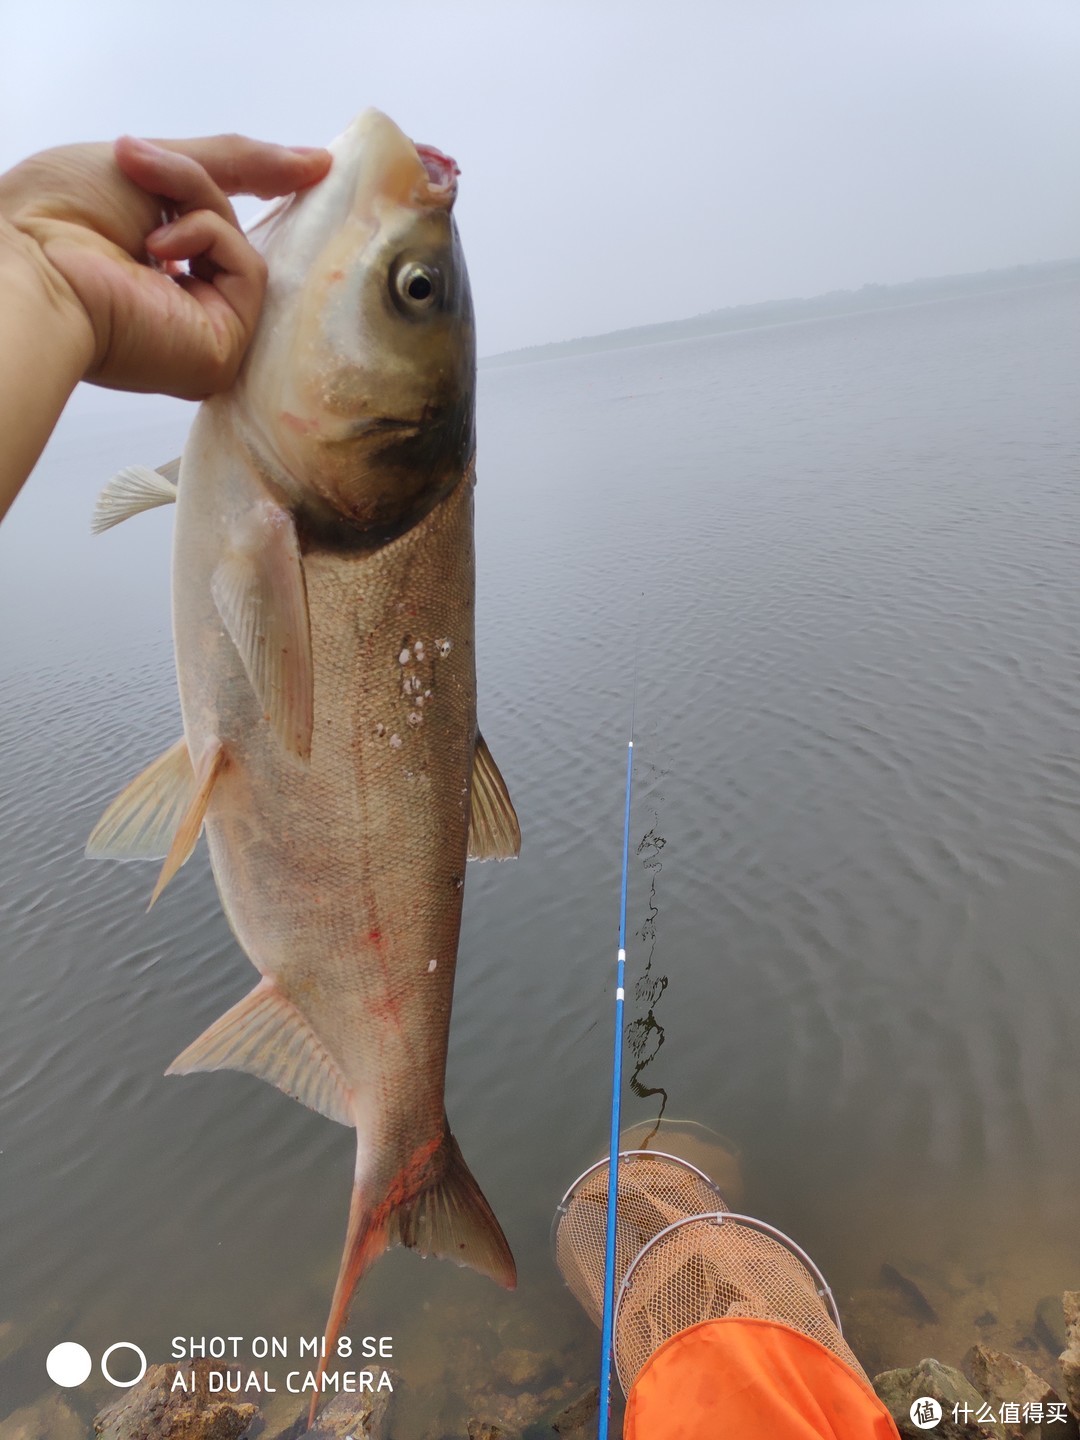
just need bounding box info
[414,144,460,208]
[324,110,460,214]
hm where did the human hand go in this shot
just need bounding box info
[0,134,331,399]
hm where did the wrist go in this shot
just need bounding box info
[0,217,96,379]
[0,219,96,522]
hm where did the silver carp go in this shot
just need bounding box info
[88,109,519,1423]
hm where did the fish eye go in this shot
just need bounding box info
[394,261,439,311]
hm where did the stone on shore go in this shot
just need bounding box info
[306,1386,394,1439]
[874,1357,1005,1439]
[93,1360,256,1440]
[551,1386,600,1438]
[260,1377,396,1440]
[466,1423,503,1440]
[964,1345,1073,1439]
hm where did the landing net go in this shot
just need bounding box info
[553,1149,867,1396]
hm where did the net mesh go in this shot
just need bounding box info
[553,1151,868,1395]
[614,1214,867,1390]
[553,1152,727,1330]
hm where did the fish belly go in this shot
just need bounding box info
[173,402,477,1169]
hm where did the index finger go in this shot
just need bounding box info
[149,135,332,200]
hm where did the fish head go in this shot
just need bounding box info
[238,109,475,531]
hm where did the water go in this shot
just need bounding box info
[2,277,1079,1431]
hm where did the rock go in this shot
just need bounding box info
[1035,1297,1068,1356]
[873,1357,1005,1439]
[307,1386,394,1439]
[964,1345,1071,1439]
[1062,1291,1080,1422]
[460,1376,578,1437]
[93,1360,257,1440]
[0,1394,85,1440]
[551,1387,600,1438]
[975,1313,999,1330]
[261,1377,397,1440]
[466,1423,503,1440]
[880,1264,941,1325]
[495,1347,551,1391]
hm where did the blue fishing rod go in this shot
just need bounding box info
[597,720,636,1440]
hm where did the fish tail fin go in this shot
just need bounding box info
[307,1170,392,1429]
[307,1123,515,1428]
[388,1125,516,1284]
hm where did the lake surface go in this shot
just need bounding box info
[2,277,1079,1433]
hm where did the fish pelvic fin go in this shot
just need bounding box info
[211,500,314,762]
[166,977,353,1126]
[91,461,179,533]
[467,731,521,861]
[147,739,226,910]
[308,1123,515,1428]
[86,737,196,861]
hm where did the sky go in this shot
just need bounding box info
[3,0,1079,357]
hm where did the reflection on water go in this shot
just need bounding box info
[628,816,669,1123]
[2,277,1080,1430]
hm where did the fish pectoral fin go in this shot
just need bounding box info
[91,462,179,533]
[85,737,196,861]
[147,739,226,910]
[167,978,353,1125]
[211,502,313,761]
[467,731,521,861]
[391,1126,517,1286]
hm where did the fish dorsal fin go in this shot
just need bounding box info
[86,737,196,860]
[91,462,179,533]
[211,502,314,761]
[167,978,353,1126]
[147,740,226,909]
[467,731,521,860]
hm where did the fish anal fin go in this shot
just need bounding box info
[467,731,521,861]
[86,737,195,860]
[166,977,353,1126]
[211,501,313,761]
[308,1124,514,1427]
[147,740,225,909]
[91,463,179,533]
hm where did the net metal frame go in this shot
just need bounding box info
[552,1151,729,1328]
[612,1209,851,1392]
[553,1151,868,1397]
[551,1151,727,1266]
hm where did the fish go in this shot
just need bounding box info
[86,109,520,1422]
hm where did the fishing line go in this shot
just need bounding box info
[597,612,641,1440]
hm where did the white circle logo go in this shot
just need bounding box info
[101,1341,148,1388]
[909,1396,942,1429]
[46,1342,93,1388]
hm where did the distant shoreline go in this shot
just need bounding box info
[480,258,1080,369]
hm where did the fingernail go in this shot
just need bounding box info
[289,146,330,158]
